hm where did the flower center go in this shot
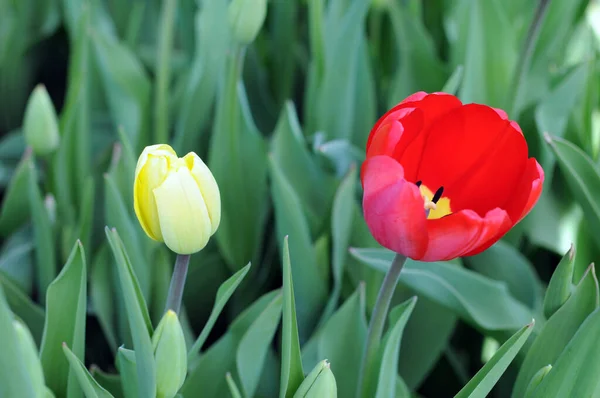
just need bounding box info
[416,181,452,219]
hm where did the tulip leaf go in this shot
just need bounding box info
[62,343,114,398]
[0,151,33,236]
[319,165,357,325]
[455,321,534,398]
[374,297,417,398]
[92,27,150,147]
[105,227,155,398]
[182,290,281,397]
[524,365,552,398]
[40,241,87,398]
[543,245,576,319]
[226,373,243,398]
[529,308,600,397]
[90,368,124,398]
[546,135,600,249]
[317,139,365,178]
[0,283,35,397]
[442,65,464,95]
[350,248,532,330]
[0,270,45,345]
[236,292,283,398]
[465,241,543,309]
[513,264,599,397]
[269,156,328,340]
[104,174,151,299]
[28,161,56,303]
[0,227,34,295]
[173,0,230,152]
[302,284,368,398]
[188,263,251,359]
[280,236,305,398]
[90,245,118,352]
[116,347,138,398]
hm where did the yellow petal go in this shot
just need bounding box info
[134,144,177,178]
[134,153,172,241]
[153,167,212,254]
[184,152,221,235]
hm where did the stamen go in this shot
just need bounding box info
[415,180,422,187]
[432,186,444,204]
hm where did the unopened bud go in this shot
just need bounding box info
[228,0,267,45]
[152,310,187,398]
[23,85,60,156]
[293,359,337,398]
[13,319,46,396]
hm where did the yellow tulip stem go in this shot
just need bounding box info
[356,253,407,398]
[165,254,191,315]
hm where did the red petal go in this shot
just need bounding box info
[419,208,511,261]
[503,158,545,223]
[416,104,527,216]
[362,156,428,259]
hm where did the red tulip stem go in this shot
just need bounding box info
[165,254,191,315]
[357,253,408,398]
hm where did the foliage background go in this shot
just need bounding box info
[0,0,599,397]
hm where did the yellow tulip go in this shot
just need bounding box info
[133,144,220,254]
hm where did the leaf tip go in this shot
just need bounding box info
[543,132,553,144]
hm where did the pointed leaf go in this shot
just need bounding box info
[62,343,114,398]
[543,245,576,318]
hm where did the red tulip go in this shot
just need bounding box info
[361,92,544,261]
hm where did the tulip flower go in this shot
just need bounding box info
[134,144,220,255]
[361,91,543,262]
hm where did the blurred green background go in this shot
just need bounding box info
[0,0,599,397]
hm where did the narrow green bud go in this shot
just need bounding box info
[13,319,47,396]
[152,310,187,398]
[524,364,552,398]
[23,85,60,156]
[228,0,267,45]
[293,359,337,398]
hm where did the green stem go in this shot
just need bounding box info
[154,0,177,144]
[165,254,190,315]
[506,0,551,117]
[357,253,408,398]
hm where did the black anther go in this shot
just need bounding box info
[415,180,422,187]
[432,186,444,204]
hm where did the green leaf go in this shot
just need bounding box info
[302,285,367,398]
[236,292,283,398]
[208,48,268,270]
[0,270,45,345]
[116,347,138,398]
[226,373,243,398]
[0,283,35,397]
[543,245,576,318]
[374,297,417,398]
[40,241,87,398]
[188,263,251,359]
[530,307,600,397]
[271,102,335,234]
[269,156,328,339]
[105,227,155,398]
[442,65,464,95]
[524,365,552,398]
[182,290,281,397]
[350,248,532,330]
[465,241,542,309]
[455,321,534,398]
[90,367,124,398]
[173,0,230,152]
[320,166,356,324]
[280,236,305,398]
[62,343,114,398]
[104,173,150,299]
[0,227,34,294]
[28,161,56,303]
[90,245,118,352]
[316,139,364,178]
[0,151,33,236]
[513,264,599,397]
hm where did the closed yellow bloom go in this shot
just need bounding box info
[134,144,221,254]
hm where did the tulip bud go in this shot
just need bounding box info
[23,85,60,156]
[152,310,187,398]
[13,319,46,396]
[293,360,337,398]
[133,144,221,255]
[228,0,267,45]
